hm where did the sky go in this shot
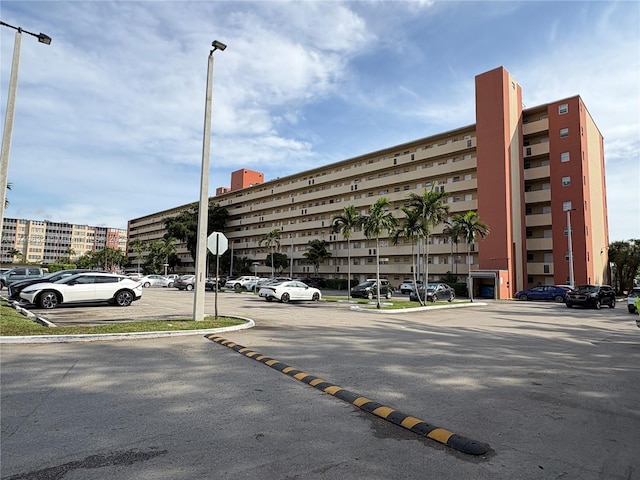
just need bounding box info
[1,0,639,243]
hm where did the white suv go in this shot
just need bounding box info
[226,276,260,291]
[627,287,640,314]
[399,279,422,294]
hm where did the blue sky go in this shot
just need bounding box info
[1,1,639,242]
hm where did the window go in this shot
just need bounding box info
[560,128,569,138]
[563,201,573,211]
[561,152,570,162]
[559,104,568,114]
[562,176,571,186]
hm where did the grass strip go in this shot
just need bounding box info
[0,302,244,336]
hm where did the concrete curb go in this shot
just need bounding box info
[205,334,491,456]
[349,301,488,314]
[0,320,255,344]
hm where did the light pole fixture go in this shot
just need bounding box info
[0,20,51,244]
[566,208,578,288]
[193,40,226,321]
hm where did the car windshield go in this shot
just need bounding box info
[425,284,439,290]
[358,281,376,288]
[575,285,598,292]
[55,275,83,284]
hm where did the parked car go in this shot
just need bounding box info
[19,272,142,309]
[0,267,46,289]
[7,269,98,300]
[205,277,227,291]
[514,285,571,303]
[565,285,616,309]
[410,283,455,302]
[175,275,196,291]
[258,280,322,303]
[138,274,171,288]
[399,279,423,294]
[225,276,260,291]
[295,277,327,289]
[247,277,292,291]
[350,279,392,300]
[627,287,640,314]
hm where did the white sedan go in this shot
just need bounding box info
[258,280,321,303]
[19,272,143,309]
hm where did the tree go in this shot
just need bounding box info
[129,238,146,273]
[265,252,289,274]
[451,211,490,302]
[332,205,361,299]
[5,182,11,208]
[94,247,126,272]
[361,198,398,308]
[406,187,449,285]
[443,221,465,276]
[232,256,254,276]
[260,229,281,277]
[393,207,428,305]
[9,248,23,263]
[302,239,332,276]
[607,239,640,294]
[164,202,229,264]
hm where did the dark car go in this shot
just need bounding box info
[205,277,227,291]
[295,277,327,289]
[350,279,392,300]
[565,285,616,309]
[7,269,98,300]
[410,283,455,302]
[175,275,196,291]
[514,285,570,303]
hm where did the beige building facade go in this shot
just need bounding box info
[127,67,609,299]
[0,218,127,265]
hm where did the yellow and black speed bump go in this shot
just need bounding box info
[205,334,490,456]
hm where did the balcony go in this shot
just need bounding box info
[525,213,552,227]
[526,262,554,275]
[523,165,550,181]
[523,117,549,135]
[526,238,553,250]
[524,189,551,204]
[523,143,549,158]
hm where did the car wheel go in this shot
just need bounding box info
[37,290,59,309]
[566,302,573,308]
[629,305,637,314]
[281,293,290,303]
[431,293,438,302]
[143,282,151,288]
[186,284,194,291]
[385,291,392,299]
[367,292,373,300]
[265,296,273,302]
[234,284,242,291]
[609,299,615,308]
[312,292,320,301]
[519,294,528,301]
[167,282,174,288]
[594,300,601,310]
[114,290,134,306]
[448,294,454,302]
[554,295,564,303]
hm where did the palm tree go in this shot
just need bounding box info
[162,236,177,275]
[393,207,427,305]
[443,222,464,276]
[260,228,281,277]
[303,239,332,276]
[332,205,361,299]
[129,238,146,273]
[9,248,22,263]
[361,198,398,309]
[451,211,490,302]
[406,187,449,286]
[5,182,11,208]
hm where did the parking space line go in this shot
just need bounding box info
[205,334,490,456]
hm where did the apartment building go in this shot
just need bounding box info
[127,66,609,299]
[0,218,127,265]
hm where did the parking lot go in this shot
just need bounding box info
[2,290,639,479]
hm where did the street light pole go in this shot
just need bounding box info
[0,21,51,243]
[566,208,577,288]
[193,40,226,321]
